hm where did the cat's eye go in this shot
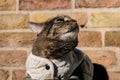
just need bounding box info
[55,18,64,23]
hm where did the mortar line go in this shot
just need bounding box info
[0,8,120,14]
[77,47,116,51]
[0,66,25,70]
[0,47,30,51]
[16,0,19,12]
[73,8,120,12]
[9,69,13,80]
[71,0,75,9]
[85,9,91,28]
[101,30,105,47]
[29,12,33,21]
[0,28,119,32]
[80,28,120,31]
[0,11,29,14]
[0,29,32,32]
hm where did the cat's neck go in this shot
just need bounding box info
[32,37,78,59]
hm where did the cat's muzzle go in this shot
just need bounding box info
[68,23,79,33]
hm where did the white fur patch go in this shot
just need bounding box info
[60,32,77,40]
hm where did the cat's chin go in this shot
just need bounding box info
[60,25,79,40]
[59,32,78,40]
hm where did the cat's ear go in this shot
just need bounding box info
[27,22,43,33]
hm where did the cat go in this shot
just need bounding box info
[29,15,79,59]
[24,15,108,80]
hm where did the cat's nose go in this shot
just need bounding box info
[66,19,76,22]
[71,19,76,22]
[70,19,77,24]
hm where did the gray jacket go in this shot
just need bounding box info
[26,48,94,80]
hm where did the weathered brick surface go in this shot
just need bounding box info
[83,50,116,67]
[75,0,120,8]
[0,69,9,80]
[12,70,25,80]
[0,0,16,10]
[31,12,87,27]
[0,50,27,67]
[19,0,71,10]
[0,14,29,29]
[88,12,120,27]
[0,0,120,80]
[105,31,120,47]
[78,31,102,47]
[0,32,36,47]
[108,72,120,80]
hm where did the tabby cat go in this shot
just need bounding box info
[24,15,94,80]
[30,15,79,59]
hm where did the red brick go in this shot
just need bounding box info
[88,12,120,28]
[105,31,120,47]
[83,50,116,67]
[0,50,27,67]
[75,0,120,8]
[19,0,71,10]
[0,14,29,30]
[0,32,36,47]
[108,72,120,80]
[12,70,26,80]
[0,69,9,80]
[78,31,102,47]
[31,12,87,26]
[0,0,16,11]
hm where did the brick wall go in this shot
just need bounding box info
[0,0,120,80]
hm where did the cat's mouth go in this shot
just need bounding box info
[59,23,79,40]
[67,23,79,33]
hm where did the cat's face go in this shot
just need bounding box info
[28,15,79,58]
[28,15,79,41]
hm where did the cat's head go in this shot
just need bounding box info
[28,15,79,41]
[28,15,79,58]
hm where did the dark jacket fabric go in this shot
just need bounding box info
[66,48,94,80]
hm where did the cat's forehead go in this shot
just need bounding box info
[47,15,72,22]
[56,15,71,20]
[56,15,72,21]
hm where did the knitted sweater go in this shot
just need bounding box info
[26,48,93,80]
